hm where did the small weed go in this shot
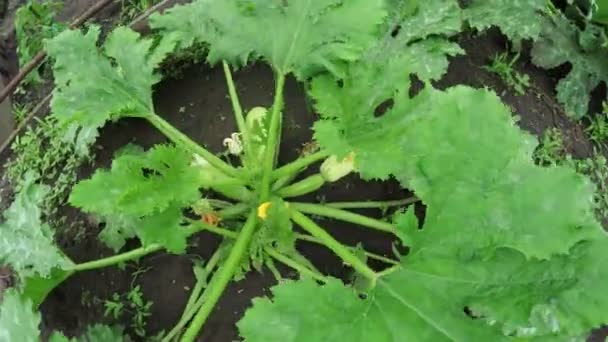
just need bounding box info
[5,116,93,220]
[14,0,65,85]
[103,285,153,338]
[12,103,30,125]
[570,153,608,219]
[103,268,153,337]
[119,0,158,25]
[103,293,125,320]
[483,52,530,96]
[534,128,608,219]
[533,128,566,166]
[585,103,608,145]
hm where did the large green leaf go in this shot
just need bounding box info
[0,175,71,281]
[46,26,176,148]
[69,145,201,253]
[70,144,201,217]
[240,238,608,341]
[0,289,40,342]
[244,82,608,339]
[316,86,600,259]
[463,0,547,41]
[531,11,608,118]
[150,0,387,78]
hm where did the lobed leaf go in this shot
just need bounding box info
[150,0,387,78]
[70,145,202,253]
[0,289,40,342]
[531,12,608,118]
[240,238,608,341]
[0,174,71,281]
[463,0,547,42]
[70,145,200,217]
[46,26,177,149]
[246,77,608,339]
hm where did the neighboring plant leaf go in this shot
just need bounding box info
[0,289,40,342]
[531,12,608,118]
[69,144,201,217]
[463,0,547,42]
[15,0,65,85]
[46,25,177,147]
[0,174,71,280]
[150,0,387,78]
[375,0,464,83]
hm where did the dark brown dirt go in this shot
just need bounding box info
[434,29,599,159]
[0,27,606,341]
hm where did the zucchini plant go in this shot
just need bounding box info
[1,0,608,341]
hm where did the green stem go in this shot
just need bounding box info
[165,249,224,342]
[289,202,395,233]
[272,150,331,181]
[68,244,163,272]
[196,221,399,267]
[146,113,240,178]
[259,74,286,201]
[217,203,250,219]
[295,233,399,265]
[325,198,419,209]
[184,250,222,314]
[264,246,328,282]
[377,264,401,278]
[198,223,238,239]
[290,210,377,281]
[222,61,249,152]
[272,173,300,192]
[276,174,325,198]
[181,211,259,341]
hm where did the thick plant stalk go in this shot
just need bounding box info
[289,202,396,233]
[276,174,325,198]
[290,210,378,281]
[271,149,331,180]
[259,74,286,201]
[146,113,240,177]
[181,211,259,341]
[68,244,163,272]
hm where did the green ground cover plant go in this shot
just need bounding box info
[1,0,608,341]
[14,0,64,86]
